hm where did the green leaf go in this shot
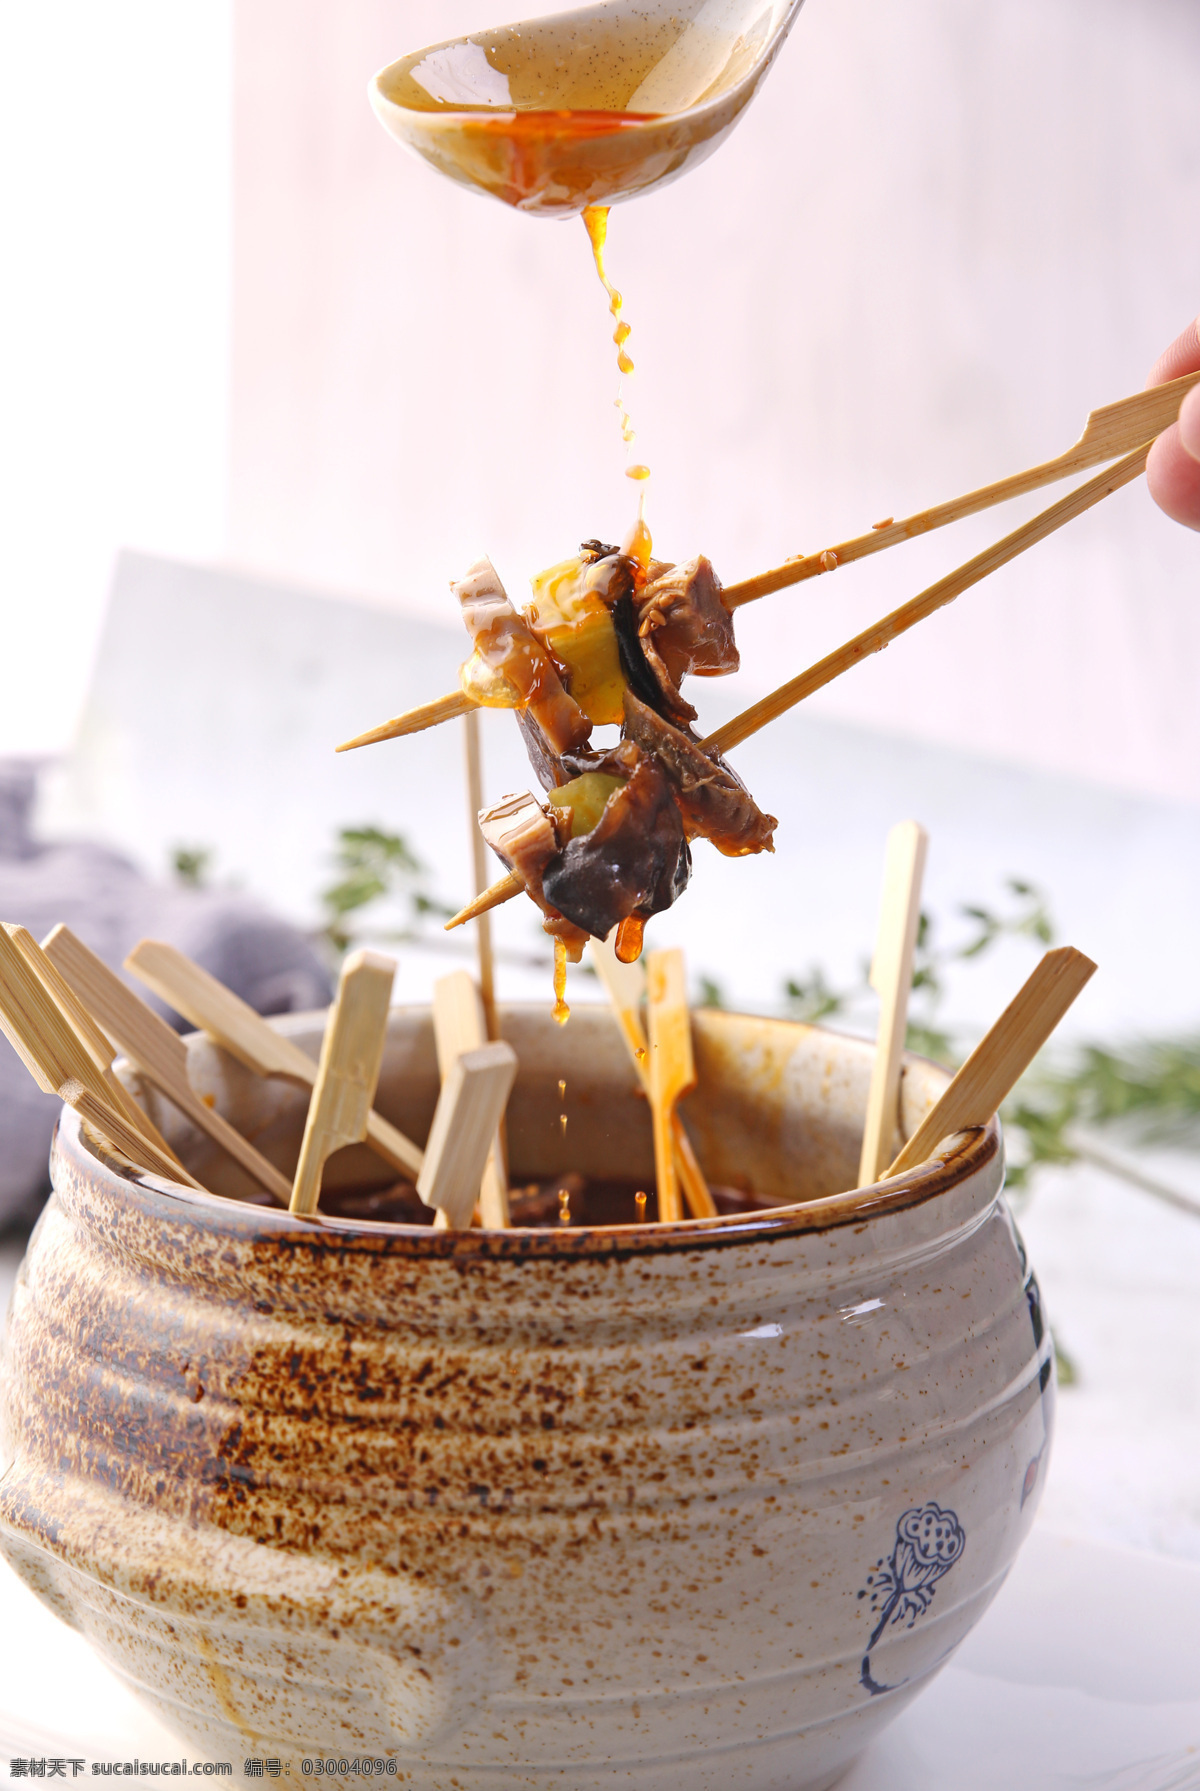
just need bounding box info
[319,824,451,955]
[171,845,213,890]
[904,1022,957,1066]
[783,969,847,1024]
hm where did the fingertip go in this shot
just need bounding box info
[1179,383,1200,463]
[1146,314,1200,389]
[1146,424,1200,531]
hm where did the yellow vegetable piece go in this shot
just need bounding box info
[527,558,626,726]
[548,773,626,839]
[459,648,522,709]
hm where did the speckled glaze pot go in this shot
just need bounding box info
[0,1006,1053,1789]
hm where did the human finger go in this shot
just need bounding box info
[1146,384,1200,531]
[1146,314,1200,388]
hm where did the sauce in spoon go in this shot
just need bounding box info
[372,0,807,217]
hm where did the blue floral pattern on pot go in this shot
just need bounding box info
[858,1502,966,1696]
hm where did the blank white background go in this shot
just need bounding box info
[2,0,1198,806]
[0,1,232,754]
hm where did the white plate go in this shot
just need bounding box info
[0,1526,1197,1787]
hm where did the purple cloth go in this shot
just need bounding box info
[0,761,332,1224]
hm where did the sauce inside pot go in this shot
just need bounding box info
[318,1175,768,1229]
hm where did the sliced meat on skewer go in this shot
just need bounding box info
[441,539,775,954]
[621,691,776,857]
[634,554,739,722]
[478,792,563,905]
[478,791,589,959]
[456,557,591,754]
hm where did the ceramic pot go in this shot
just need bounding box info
[0,1005,1052,1789]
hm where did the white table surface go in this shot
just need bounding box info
[0,1526,1195,1787]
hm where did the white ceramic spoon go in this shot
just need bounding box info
[370,0,807,216]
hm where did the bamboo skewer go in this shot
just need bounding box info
[5,926,182,1168]
[444,872,524,931]
[433,971,511,1228]
[290,950,396,1217]
[463,710,499,1041]
[62,1082,204,1187]
[409,449,1147,981]
[884,946,1097,1179]
[856,824,928,1187]
[44,926,294,1208]
[589,935,717,1218]
[0,927,204,1189]
[722,369,1200,609]
[337,690,474,754]
[125,939,425,1180]
[588,934,650,1074]
[417,1042,518,1231]
[331,375,1195,764]
[354,445,1152,806]
[703,445,1151,758]
[645,949,698,1224]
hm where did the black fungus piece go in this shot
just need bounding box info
[541,750,690,939]
[563,544,674,719]
[621,690,777,857]
[611,589,673,717]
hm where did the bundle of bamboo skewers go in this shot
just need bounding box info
[0,815,1095,1229]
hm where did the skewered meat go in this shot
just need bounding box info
[478,791,589,956]
[480,744,689,944]
[456,558,591,754]
[634,555,738,718]
[478,792,564,900]
[607,581,683,718]
[541,744,689,938]
[621,691,776,857]
[456,538,773,952]
[515,709,568,794]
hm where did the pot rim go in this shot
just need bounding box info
[51,1007,1002,1258]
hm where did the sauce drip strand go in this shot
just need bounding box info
[583,205,652,519]
[615,914,646,964]
[583,204,634,380]
[553,937,570,1026]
